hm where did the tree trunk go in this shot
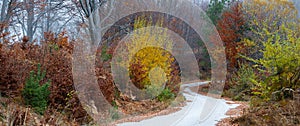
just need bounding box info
[0,0,9,22]
[26,0,35,42]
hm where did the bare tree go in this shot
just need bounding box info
[1,0,79,42]
[40,0,80,39]
[0,0,18,33]
[78,0,107,47]
[25,0,35,42]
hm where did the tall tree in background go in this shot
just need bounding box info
[40,0,78,38]
[18,0,77,42]
[25,0,35,42]
[0,0,18,34]
[77,0,109,48]
[1,0,81,42]
[206,0,231,25]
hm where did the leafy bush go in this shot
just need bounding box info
[238,0,300,101]
[242,22,300,101]
[22,64,50,115]
[144,79,165,99]
[0,32,92,123]
[226,64,257,101]
[100,45,112,62]
[109,101,121,121]
[157,88,175,102]
[109,107,121,120]
[143,67,176,102]
[0,40,33,97]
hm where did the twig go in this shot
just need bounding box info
[23,107,28,125]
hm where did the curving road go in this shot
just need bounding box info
[117,81,239,126]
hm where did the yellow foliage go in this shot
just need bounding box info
[124,16,175,88]
[126,16,173,58]
[243,0,298,31]
[130,47,174,87]
[239,0,300,100]
[242,0,299,55]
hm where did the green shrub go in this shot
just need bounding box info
[109,107,120,120]
[109,100,120,120]
[157,88,175,102]
[22,64,50,115]
[144,84,164,99]
[226,64,257,101]
[100,46,112,62]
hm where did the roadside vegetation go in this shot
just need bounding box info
[0,0,299,125]
[209,0,300,125]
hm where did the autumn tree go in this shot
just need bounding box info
[240,0,300,100]
[242,0,299,59]
[127,17,174,89]
[217,2,246,72]
[244,21,300,101]
[112,16,179,100]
